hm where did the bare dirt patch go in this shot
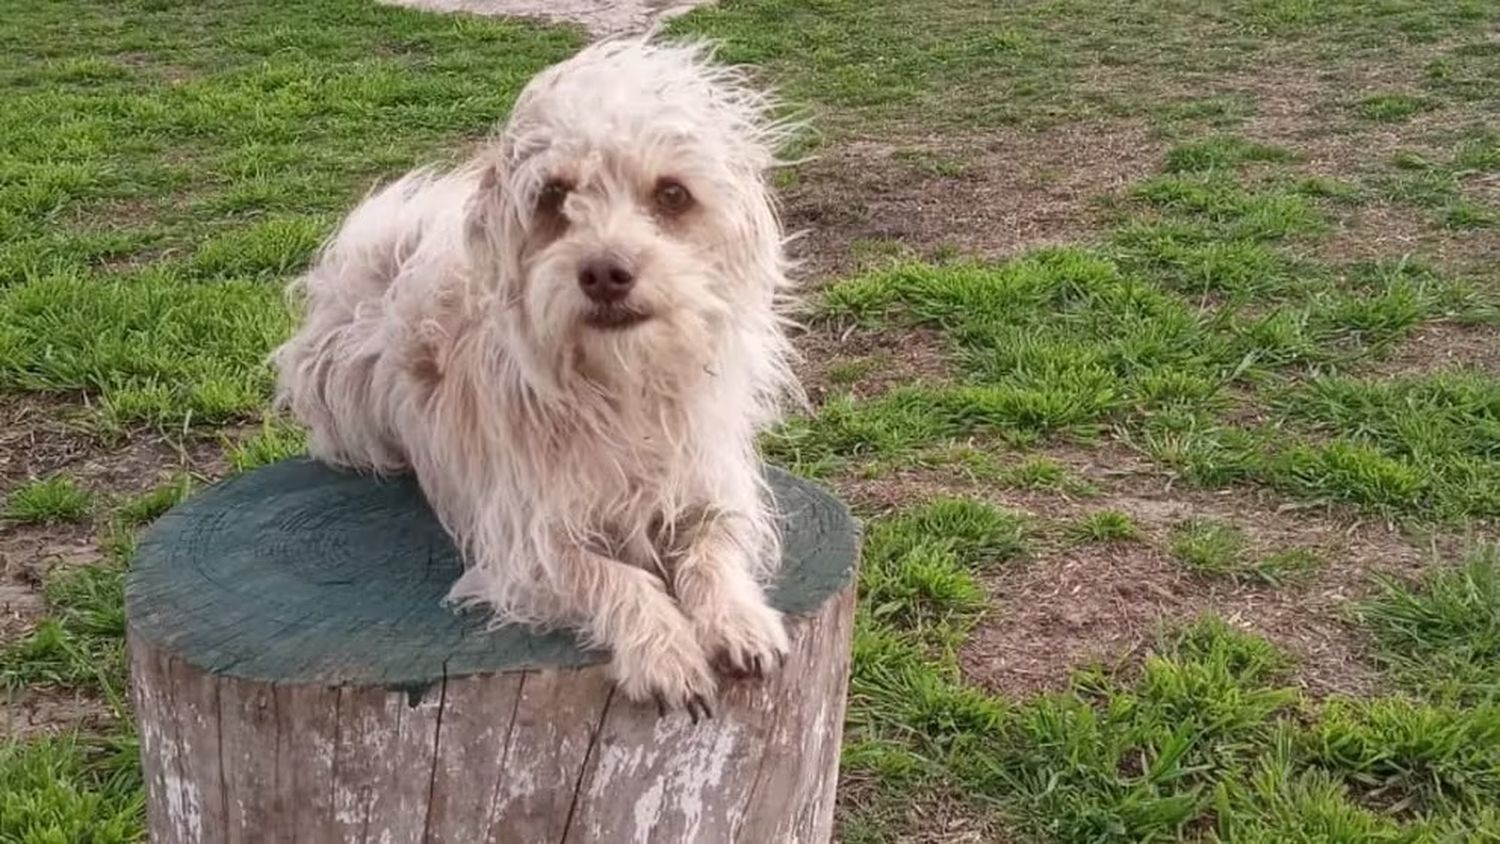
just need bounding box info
[1,396,229,495]
[1,396,238,736]
[783,122,1161,282]
[1213,62,1499,274]
[960,534,1383,700]
[0,524,99,640]
[2,687,115,739]
[837,787,1012,844]
[1369,320,1500,378]
[796,324,953,405]
[835,442,1422,699]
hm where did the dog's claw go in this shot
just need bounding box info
[689,694,714,722]
[654,693,668,719]
[749,655,763,679]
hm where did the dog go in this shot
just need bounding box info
[272,36,801,716]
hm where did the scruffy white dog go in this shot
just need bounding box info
[273,37,800,717]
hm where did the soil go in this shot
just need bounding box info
[782,123,1161,282]
[2,687,115,739]
[1371,320,1500,378]
[1,396,227,496]
[4,11,1490,768]
[796,324,954,405]
[837,441,1419,699]
[1,395,232,698]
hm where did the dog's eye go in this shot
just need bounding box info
[537,179,570,214]
[653,178,693,215]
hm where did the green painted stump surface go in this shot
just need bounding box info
[127,458,859,688]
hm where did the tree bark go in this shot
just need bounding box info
[126,459,859,843]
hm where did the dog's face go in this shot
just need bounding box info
[466,40,790,382]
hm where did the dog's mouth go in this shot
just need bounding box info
[583,305,652,331]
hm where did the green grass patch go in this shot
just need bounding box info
[0,732,143,843]
[1164,135,1297,172]
[1269,372,1500,521]
[1441,200,1496,229]
[909,446,1101,496]
[0,562,127,698]
[0,269,292,426]
[1131,173,1324,240]
[1171,518,1249,572]
[114,474,194,528]
[1170,519,1321,584]
[825,357,884,387]
[1424,39,1500,102]
[4,475,92,524]
[845,502,1500,841]
[798,146,1487,521]
[227,417,309,473]
[1362,546,1500,703]
[1374,139,1499,231]
[1067,509,1141,543]
[1000,455,1099,495]
[860,499,1027,643]
[1357,92,1427,122]
[1304,697,1500,816]
[676,0,1494,133]
[1453,129,1500,172]
[0,0,579,425]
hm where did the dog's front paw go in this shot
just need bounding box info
[693,592,790,681]
[609,621,717,722]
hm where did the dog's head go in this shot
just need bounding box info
[466,38,795,385]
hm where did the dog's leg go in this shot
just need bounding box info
[671,514,790,678]
[546,546,716,714]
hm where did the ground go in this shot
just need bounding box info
[2,0,1499,841]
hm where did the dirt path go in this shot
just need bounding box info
[381,0,713,35]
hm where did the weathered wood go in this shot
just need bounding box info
[127,458,859,843]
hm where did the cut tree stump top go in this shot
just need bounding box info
[127,458,859,689]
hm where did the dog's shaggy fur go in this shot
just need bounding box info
[273,37,801,711]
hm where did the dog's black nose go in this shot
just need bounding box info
[578,258,635,303]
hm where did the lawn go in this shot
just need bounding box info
[2,0,1499,841]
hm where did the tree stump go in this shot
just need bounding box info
[126,458,859,844]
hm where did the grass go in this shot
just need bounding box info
[1067,509,1141,543]
[1376,142,1498,231]
[226,417,309,473]
[4,0,1500,841]
[4,476,92,524]
[1169,519,1321,584]
[1357,92,1427,122]
[825,357,884,387]
[0,0,579,427]
[907,446,1101,496]
[676,0,1496,132]
[0,561,129,700]
[1171,518,1246,570]
[859,499,1028,642]
[1163,136,1298,173]
[1362,546,1500,703]
[845,501,1500,842]
[0,733,143,844]
[793,146,1494,523]
[113,475,194,529]
[1268,373,1500,521]
[1303,697,1500,816]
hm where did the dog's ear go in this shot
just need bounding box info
[464,161,503,251]
[464,159,513,288]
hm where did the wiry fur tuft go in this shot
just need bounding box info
[273,37,803,709]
